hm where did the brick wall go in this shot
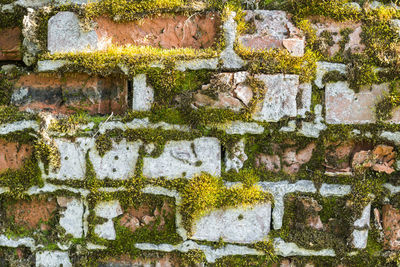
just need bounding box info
[1,0,400,266]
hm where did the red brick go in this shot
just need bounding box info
[12,73,127,115]
[0,27,21,61]
[0,139,32,173]
[94,12,220,49]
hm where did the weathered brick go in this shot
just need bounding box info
[382,204,400,250]
[48,11,220,53]
[94,13,220,49]
[239,10,305,56]
[0,139,32,173]
[325,81,388,124]
[0,27,22,61]
[12,73,127,115]
[5,197,57,231]
[312,17,364,57]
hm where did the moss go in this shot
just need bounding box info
[0,106,36,125]
[242,48,319,83]
[287,0,361,21]
[0,157,43,198]
[95,134,113,157]
[48,111,89,134]
[0,5,25,30]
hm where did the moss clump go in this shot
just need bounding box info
[48,112,89,134]
[375,80,400,121]
[85,0,186,22]
[95,134,113,157]
[180,173,272,234]
[0,106,36,125]
[0,6,25,30]
[287,0,361,21]
[0,157,43,198]
[242,48,319,83]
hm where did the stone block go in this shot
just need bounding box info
[142,137,221,179]
[35,251,71,267]
[239,10,305,56]
[312,17,364,57]
[132,74,154,111]
[12,73,127,115]
[94,200,123,240]
[90,139,142,180]
[0,27,22,61]
[325,81,388,124]
[48,138,91,180]
[48,11,98,54]
[191,203,271,243]
[252,74,299,122]
[94,13,220,49]
[57,197,84,238]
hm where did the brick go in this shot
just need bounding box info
[119,200,174,234]
[0,139,32,173]
[94,13,220,49]
[0,27,22,61]
[325,81,388,124]
[382,205,400,250]
[239,10,305,56]
[312,17,364,57]
[12,73,127,115]
[5,197,57,231]
[48,11,220,53]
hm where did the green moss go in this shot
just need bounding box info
[0,157,43,198]
[0,6,25,30]
[95,134,113,157]
[287,0,361,21]
[0,106,36,124]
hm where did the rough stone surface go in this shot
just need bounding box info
[315,61,347,89]
[0,140,32,173]
[94,13,220,49]
[0,27,22,60]
[35,251,72,267]
[239,10,305,56]
[57,197,84,238]
[132,74,154,111]
[298,83,312,117]
[48,138,90,180]
[94,200,123,240]
[142,137,221,179]
[220,12,245,69]
[382,204,400,250]
[325,141,354,174]
[312,18,364,57]
[225,139,247,172]
[90,139,142,180]
[274,238,336,257]
[325,81,389,124]
[217,121,264,135]
[192,72,253,112]
[48,12,98,54]
[253,74,299,122]
[191,203,271,243]
[37,60,69,72]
